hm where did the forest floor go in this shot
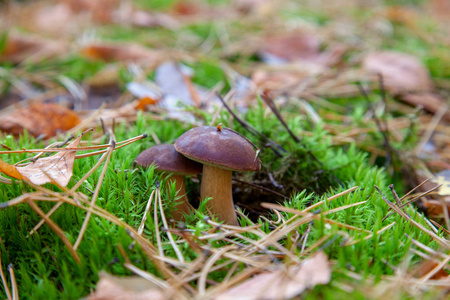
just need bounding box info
[0,0,450,299]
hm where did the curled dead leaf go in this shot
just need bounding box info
[262,31,345,66]
[80,43,162,63]
[0,132,84,186]
[399,93,450,121]
[0,34,67,64]
[411,260,449,280]
[252,68,312,92]
[215,252,331,300]
[362,51,433,94]
[0,103,80,138]
[17,134,82,187]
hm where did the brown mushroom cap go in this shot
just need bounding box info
[134,144,202,175]
[174,126,261,172]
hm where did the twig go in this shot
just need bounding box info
[25,198,81,264]
[7,264,18,300]
[156,188,185,263]
[137,190,156,235]
[260,93,300,142]
[382,184,442,222]
[216,93,286,156]
[375,185,450,250]
[0,247,12,300]
[357,82,393,167]
[232,178,287,199]
[73,136,115,250]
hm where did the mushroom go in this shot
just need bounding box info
[174,125,260,225]
[134,144,202,221]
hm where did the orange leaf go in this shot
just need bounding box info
[0,103,80,138]
[0,159,25,181]
[134,97,158,111]
[80,43,161,62]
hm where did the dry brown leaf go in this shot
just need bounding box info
[32,4,75,35]
[130,10,180,29]
[411,261,450,280]
[252,69,311,92]
[429,0,450,21]
[172,1,203,16]
[80,43,161,63]
[399,93,450,121]
[16,133,82,186]
[362,51,433,94]
[382,6,419,28]
[0,34,67,64]
[423,199,450,218]
[0,103,80,138]
[63,0,119,23]
[262,31,345,66]
[89,272,167,300]
[215,252,330,300]
[234,0,278,17]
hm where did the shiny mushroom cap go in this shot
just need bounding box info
[134,144,202,175]
[174,125,261,172]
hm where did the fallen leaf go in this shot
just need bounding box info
[17,133,82,186]
[89,272,167,300]
[32,3,75,35]
[252,68,313,92]
[429,0,450,21]
[0,34,66,64]
[134,97,159,111]
[80,43,161,63]
[261,31,345,66]
[423,199,450,218]
[64,0,119,23]
[383,6,418,28]
[215,252,330,300]
[0,159,25,181]
[411,261,450,280]
[0,103,80,138]
[433,170,450,196]
[0,133,83,186]
[399,93,450,121]
[234,0,278,16]
[362,51,433,94]
[172,1,202,16]
[155,61,217,122]
[130,10,180,29]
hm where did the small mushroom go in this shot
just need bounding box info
[174,125,260,225]
[134,144,202,221]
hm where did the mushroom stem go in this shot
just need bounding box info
[164,174,191,222]
[201,165,238,225]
